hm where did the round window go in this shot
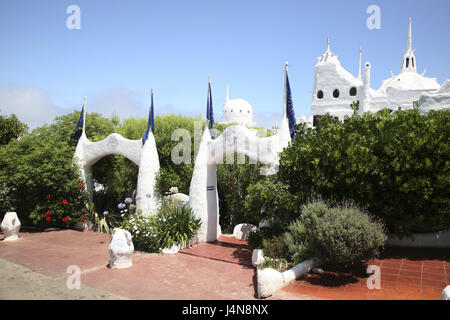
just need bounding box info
[349,87,357,96]
[317,90,324,99]
[333,89,340,98]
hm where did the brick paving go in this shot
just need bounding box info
[0,230,257,299]
[283,247,449,300]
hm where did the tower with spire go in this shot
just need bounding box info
[307,18,444,124]
[400,18,417,73]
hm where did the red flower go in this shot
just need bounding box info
[62,217,70,223]
[62,200,68,205]
[26,197,30,201]
[40,214,44,218]
[34,197,38,201]
[58,201,62,205]
[81,217,86,221]
[46,217,51,222]
[78,183,83,188]
[46,194,51,200]
[45,210,51,217]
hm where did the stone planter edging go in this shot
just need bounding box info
[254,249,320,299]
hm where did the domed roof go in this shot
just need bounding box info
[221,86,255,127]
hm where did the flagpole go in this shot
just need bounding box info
[82,96,87,134]
[283,62,288,119]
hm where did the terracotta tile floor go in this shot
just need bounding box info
[180,235,253,267]
[283,247,449,300]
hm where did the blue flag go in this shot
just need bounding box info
[207,81,214,139]
[71,105,84,141]
[285,69,296,140]
[142,90,155,145]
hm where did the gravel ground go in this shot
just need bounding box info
[0,258,126,300]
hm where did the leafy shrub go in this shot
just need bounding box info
[284,201,387,266]
[244,179,298,229]
[119,200,201,253]
[262,235,289,260]
[278,109,450,234]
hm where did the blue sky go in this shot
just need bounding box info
[0,0,449,129]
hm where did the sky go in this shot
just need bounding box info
[0,0,449,129]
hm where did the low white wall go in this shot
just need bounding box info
[386,230,450,248]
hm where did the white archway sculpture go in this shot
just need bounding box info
[73,94,160,216]
[190,64,296,242]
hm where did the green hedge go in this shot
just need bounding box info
[277,109,450,234]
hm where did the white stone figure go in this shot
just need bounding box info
[233,223,258,241]
[165,193,190,206]
[441,285,450,300]
[311,18,448,122]
[189,71,292,243]
[1,212,21,241]
[108,228,134,269]
[73,95,160,216]
[252,249,265,267]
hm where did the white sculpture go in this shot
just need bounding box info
[252,249,265,267]
[441,285,450,300]
[73,94,160,217]
[108,228,134,269]
[189,69,293,243]
[1,212,21,241]
[233,223,258,241]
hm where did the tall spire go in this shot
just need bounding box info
[407,17,412,52]
[400,17,417,73]
[357,46,362,80]
[327,36,330,51]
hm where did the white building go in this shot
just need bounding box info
[221,85,256,127]
[309,18,449,124]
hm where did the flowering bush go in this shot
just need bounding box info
[119,198,201,253]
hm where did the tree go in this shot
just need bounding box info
[0,110,28,145]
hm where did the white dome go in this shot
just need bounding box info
[221,87,255,127]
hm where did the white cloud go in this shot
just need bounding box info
[88,88,147,121]
[0,86,154,130]
[0,86,67,129]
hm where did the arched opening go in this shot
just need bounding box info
[91,155,139,217]
[349,87,357,96]
[217,153,262,233]
[317,90,324,99]
[333,89,340,98]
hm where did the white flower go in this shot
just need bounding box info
[136,231,140,234]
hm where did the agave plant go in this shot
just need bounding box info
[156,201,201,249]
